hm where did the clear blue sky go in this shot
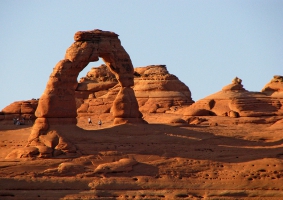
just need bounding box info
[1,0,282,110]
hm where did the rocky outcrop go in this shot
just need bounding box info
[0,100,38,120]
[76,65,194,118]
[76,64,117,100]
[75,64,119,116]
[35,29,141,120]
[184,77,282,117]
[1,64,194,125]
[261,75,283,97]
[17,29,146,158]
[134,65,194,113]
[94,158,138,173]
[261,75,283,116]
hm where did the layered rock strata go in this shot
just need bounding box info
[76,65,194,118]
[134,65,194,113]
[261,75,283,97]
[0,100,38,121]
[184,77,283,117]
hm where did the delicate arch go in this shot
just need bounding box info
[35,30,138,119]
[28,29,146,147]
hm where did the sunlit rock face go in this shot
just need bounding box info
[36,29,139,120]
[261,75,283,115]
[76,65,195,118]
[183,77,282,118]
[20,29,146,158]
[1,100,38,120]
[261,75,283,96]
[133,65,194,113]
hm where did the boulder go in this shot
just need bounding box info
[58,162,85,174]
[94,158,138,173]
[36,146,53,158]
[5,147,39,159]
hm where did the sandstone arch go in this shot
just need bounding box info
[36,29,141,118]
[26,30,146,155]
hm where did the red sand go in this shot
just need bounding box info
[1,114,283,199]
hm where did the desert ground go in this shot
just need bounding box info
[1,113,283,200]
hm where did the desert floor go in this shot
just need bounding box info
[1,114,283,199]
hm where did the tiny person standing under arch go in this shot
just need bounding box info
[88,117,92,125]
[98,119,102,127]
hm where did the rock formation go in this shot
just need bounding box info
[94,158,138,174]
[72,64,118,122]
[76,64,117,101]
[0,100,38,121]
[35,29,142,120]
[76,65,194,120]
[1,64,194,126]
[14,29,146,158]
[183,77,282,117]
[134,65,194,113]
[261,75,283,97]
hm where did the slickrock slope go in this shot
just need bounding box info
[183,77,283,119]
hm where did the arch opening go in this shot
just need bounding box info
[77,59,105,82]
[33,29,146,129]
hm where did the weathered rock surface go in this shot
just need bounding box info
[76,65,194,119]
[262,75,283,97]
[22,29,145,158]
[76,64,118,100]
[184,77,283,118]
[36,29,138,119]
[1,100,38,120]
[1,64,194,126]
[134,65,194,113]
[5,147,39,159]
[94,158,138,173]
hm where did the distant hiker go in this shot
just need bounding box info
[88,117,92,125]
[98,119,102,127]
[13,117,17,125]
[16,118,20,125]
